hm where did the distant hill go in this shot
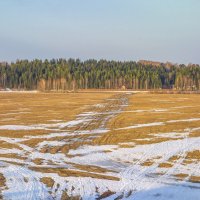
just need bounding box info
[138,60,177,68]
[138,60,164,67]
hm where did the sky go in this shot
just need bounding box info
[0,0,200,64]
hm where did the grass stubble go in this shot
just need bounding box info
[0,91,200,199]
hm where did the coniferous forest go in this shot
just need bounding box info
[0,59,199,91]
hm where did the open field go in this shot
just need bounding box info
[0,91,200,199]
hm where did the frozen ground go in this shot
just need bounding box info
[0,94,199,199]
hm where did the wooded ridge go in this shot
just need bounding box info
[0,59,199,91]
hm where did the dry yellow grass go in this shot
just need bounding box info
[0,173,6,187]
[1,93,199,164]
[0,91,124,185]
[40,177,55,188]
[0,92,200,198]
[0,129,52,138]
[31,167,119,181]
[186,150,200,160]
[0,92,114,127]
[189,176,200,183]
[109,93,200,128]
[174,174,200,183]
[0,140,22,150]
[93,93,200,179]
[94,93,200,145]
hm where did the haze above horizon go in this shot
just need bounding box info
[0,0,200,64]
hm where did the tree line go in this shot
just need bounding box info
[0,59,199,91]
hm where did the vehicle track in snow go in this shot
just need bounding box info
[0,161,52,200]
[0,93,200,199]
[0,93,130,199]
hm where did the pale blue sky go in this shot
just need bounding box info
[0,0,200,64]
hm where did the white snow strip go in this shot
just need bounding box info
[0,148,24,155]
[37,141,67,149]
[94,104,105,108]
[0,125,44,131]
[116,122,165,130]
[0,118,92,131]
[167,118,200,123]
[152,132,190,139]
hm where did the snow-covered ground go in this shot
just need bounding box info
[0,94,200,199]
